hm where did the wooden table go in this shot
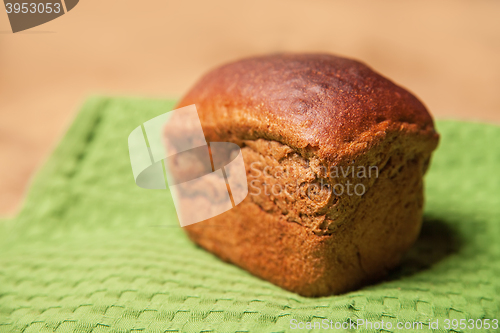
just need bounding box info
[1,0,499,216]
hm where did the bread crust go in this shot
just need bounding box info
[172,54,439,296]
[176,53,438,162]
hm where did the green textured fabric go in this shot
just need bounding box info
[0,97,499,333]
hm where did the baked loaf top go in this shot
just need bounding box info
[177,53,438,161]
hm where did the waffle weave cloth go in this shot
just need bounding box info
[0,97,499,332]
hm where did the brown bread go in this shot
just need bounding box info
[172,53,439,296]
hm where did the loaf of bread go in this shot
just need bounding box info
[171,54,439,296]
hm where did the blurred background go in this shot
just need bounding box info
[1,0,499,217]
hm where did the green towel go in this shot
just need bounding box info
[0,97,499,333]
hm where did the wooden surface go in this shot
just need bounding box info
[1,0,499,217]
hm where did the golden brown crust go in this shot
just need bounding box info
[172,53,440,296]
[176,53,438,160]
